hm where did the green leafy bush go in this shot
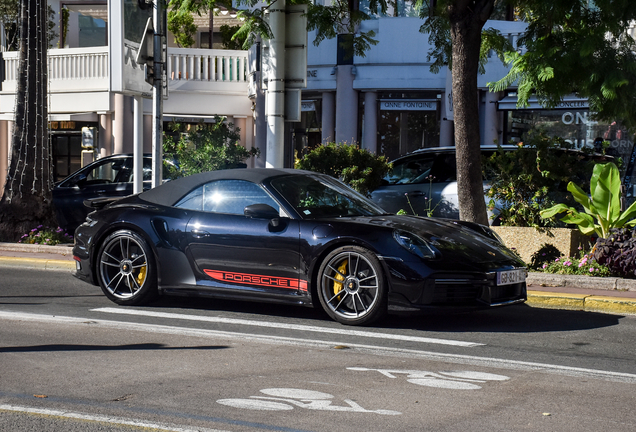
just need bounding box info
[19,225,73,245]
[163,118,259,179]
[295,142,392,196]
[540,162,636,238]
[593,228,636,278]
[483,133,601,228]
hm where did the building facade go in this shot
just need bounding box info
[1,1,634,198]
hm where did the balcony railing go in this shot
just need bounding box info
[167,47,247,83]
[1,46,248,92]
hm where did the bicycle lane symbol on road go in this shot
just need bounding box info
[347,367,510,390]
[217,388,401,415]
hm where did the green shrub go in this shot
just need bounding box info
[540,162,636,238]
[295,142,392,196]
[163,117,259,179]
[483,133,601,228]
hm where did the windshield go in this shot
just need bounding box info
[270,174,386,219]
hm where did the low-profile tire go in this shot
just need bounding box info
[97,230,157,305]
[317,245,387,325]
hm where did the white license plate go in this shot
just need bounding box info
[497,268,526,286]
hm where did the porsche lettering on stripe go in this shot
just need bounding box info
[204,270,308,291]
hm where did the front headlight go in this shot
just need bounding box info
[393,230,438,259]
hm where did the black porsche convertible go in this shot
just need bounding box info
[72,168,527,325]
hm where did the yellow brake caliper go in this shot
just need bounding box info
[333,260,348,300]
[136,265,147,286]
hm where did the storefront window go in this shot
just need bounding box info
[53,135,83,182]
[293,99,323,158]
[503,109,634,163]
[377,94,440,161]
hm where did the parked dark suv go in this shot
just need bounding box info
[370,145,521,224]
[52,154,152,233]
[370,145,614,224]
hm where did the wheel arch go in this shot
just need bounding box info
[89,222,162,286]
[307,238,391,308]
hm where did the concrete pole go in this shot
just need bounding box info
[266,0,286,168]
[133,95,143,194]
[152,0,164,188]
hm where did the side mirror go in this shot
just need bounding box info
[244,203,280,220]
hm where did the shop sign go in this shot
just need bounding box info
[497,95,589,110]
[380,99,437,111]
[301,101,315,112]
[50,121,76,130]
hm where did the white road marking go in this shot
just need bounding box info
[2,310,636,384]
[217,389,401,415]
[91,307,483,347]
[0,404,229,432]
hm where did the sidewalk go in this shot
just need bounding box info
[0,242,635,316]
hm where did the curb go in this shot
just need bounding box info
[0,242,73,255]
[527,272,636,292]
[0,256,76,272]
[526,290,636,316]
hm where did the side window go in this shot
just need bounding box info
[175,180,280,215]
[386,156,435,185]
[430,153,457,182]
[85,159,131,184]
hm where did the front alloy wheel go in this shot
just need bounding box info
[97,230,157,305]
[317,246,387,325]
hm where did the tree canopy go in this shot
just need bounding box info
[490,0,636,130]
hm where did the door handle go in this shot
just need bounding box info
[95,190,106,194]
[407,191,425,198]
[191,229,210,238]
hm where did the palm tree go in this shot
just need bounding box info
[0,0,55,241]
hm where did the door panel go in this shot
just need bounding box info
[185,213,303,296]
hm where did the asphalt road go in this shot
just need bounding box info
[1,268,635,431]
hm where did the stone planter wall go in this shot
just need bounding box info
[491,226,592,264]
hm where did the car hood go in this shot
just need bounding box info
[342,215,524,268]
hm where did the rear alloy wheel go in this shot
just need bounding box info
[97,230,157,305]
[317,246,387,325]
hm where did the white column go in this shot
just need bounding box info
[98,113,111,157]
[266,0,286,168]
[483,91,500,146]
[335,65,358,144]
[113,94,126,154]
[321,92,335,144]
[362,91,377,153]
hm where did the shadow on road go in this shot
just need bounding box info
[145,295,624,334]
[0,343,230,353]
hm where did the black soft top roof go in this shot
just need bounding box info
[139,168,313,206]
